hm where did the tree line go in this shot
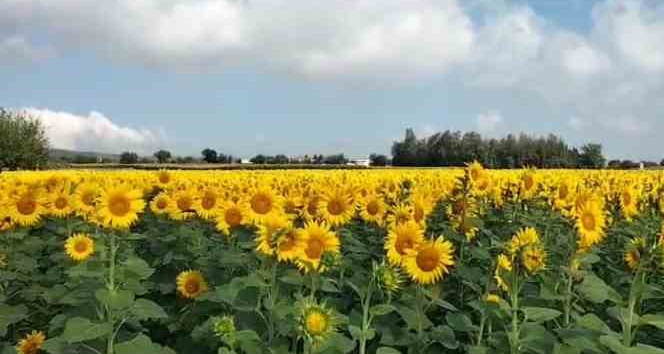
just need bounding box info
[390,128,608,168]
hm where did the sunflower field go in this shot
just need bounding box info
[2,165,664,354]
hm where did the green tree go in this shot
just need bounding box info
[0,108,50,170]
[369,153,388,166]
[201,148,217,163]
[120,152,139,164]
[153,150,172,163]
[578,143,606,169]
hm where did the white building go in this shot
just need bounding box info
[347,159,371,167]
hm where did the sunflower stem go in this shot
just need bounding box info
[358,278,375,354]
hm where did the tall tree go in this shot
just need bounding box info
[0,108,49,170]
[201,148,217,163]
[154,150,172,163]
[578,143,606,169]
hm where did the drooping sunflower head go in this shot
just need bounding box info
[509,227,541,254]
[176,270,208,299]
[521,247,546,273]
[295,221,340,273]
[385,221,424,266]
[387,203,413,226]
[96,185,145,229]
[403,236,455,285]
[497,253,513,272]
[624,236,647,271]
[64,233,95,262]
[276,227,305,263]
[255,213,290,256]
[74,182,100,215]
[16,330,45,354]
[297,299,338,346]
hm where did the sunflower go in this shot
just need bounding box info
[16,330,45,354]
[386,203,413,226]
[318,190,355,226]
[297,298,338,346]
[619,184,640,221]
[155,170,174,188]
[497,254,513,271]
[216,201,249,234]
[48,189,74,217]
[575,199,606,251]
[358,194,386,225]
[176,270,208,299]
[624,237,646,271]
[248,187,282,222]
[385,221,424,266]
[96,185,145,229]
[295,221,340,273]
[255,213,289,256]
[7,188,45,227]
[522,247,546,273]
[520,170,539,200]
[403,236,455,285]
[276,228,306,263]
[195,188,220,220]
[149,192,171,215]
[509,227,540,254]
[64,233,95,261]
[467,161,486,183]
[0,216,14,231]
[485,294,501,304]
[168,189,197,221]
[373,261,404,294]
[73,182,99,215]
[302,194,322,221]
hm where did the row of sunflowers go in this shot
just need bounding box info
[1,165,664,354]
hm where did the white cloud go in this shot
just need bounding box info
[0,35,52,63]
[476,111,503,133]
[19,108,166,154]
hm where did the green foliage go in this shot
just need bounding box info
[0,108,50,170]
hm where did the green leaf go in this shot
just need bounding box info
[115,334,175,354]
[639,314,664,330]
[467,347,489,354]
[445,313,475,332]
[95,289,134,310]
[430,325,458,349]
[376,347,401,354]
[0,304,27,336]
[235,330,263,354]
[130,298,168,320]
[577,275,621,304]
[576,313,613,334]
[61,317,112,343]
[370,304,396,317]
[123,256,154,279]
[522,307,562,323]
[41,336,69,354]
[395,305,432,331]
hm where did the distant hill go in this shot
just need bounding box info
[49,148,121,163]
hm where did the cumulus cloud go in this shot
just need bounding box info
[19,108,166,154]
[476,111,503,134]
[1,0,664,157]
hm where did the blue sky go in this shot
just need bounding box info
[1,0,663,160]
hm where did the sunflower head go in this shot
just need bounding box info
[295,222,340,273]
[297,299,339,346]
[385,221,424,266]
[485,293,501,304]
[522,247,546,273]
[403,236,455,285]
[624,237,647,271]
[65,233,95,261]
[176,270,208,299]
[373,261,404,294]
[96,185,145,229]
[16,330,45,354]
[509,227,540,254]
[576,199,606,251]
[212,315,237,347]
[216,201,249,235]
